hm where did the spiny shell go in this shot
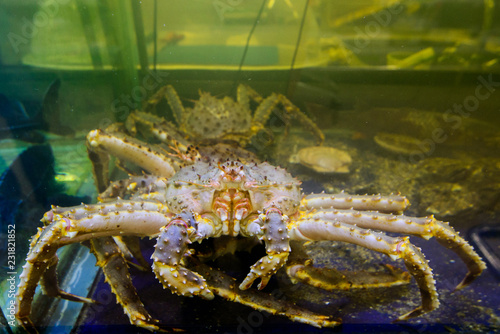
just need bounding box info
[289,146,352,173]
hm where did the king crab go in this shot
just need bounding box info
[126,83,324,147]
[15,126,486,332]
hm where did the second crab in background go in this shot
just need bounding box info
[128,83,324,148]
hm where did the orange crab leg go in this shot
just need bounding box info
[16,202,174,332]
[17,226,64,330]
[288,219,439,320]
[300,208,486,290]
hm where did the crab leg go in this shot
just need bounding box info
[240,208,291,290]
[301,192,410,213]
[39,255,95,303]
[142,85,184,126]
[286,240,411,291]
[99,175,168,203]
[125,110,190,146]
[87,129,177,191]
[16,201,173,331]
[114,236,151,270]
[17,226,66,330]
[301,208,486,290]
[189,259,340,328]
[152,213,217,299]
[164,85,186,126]
[237,84,264,109]
[90,237,160,330]
[38,237,156,329]
[87,140,111,193]
[286,263,411,290]
[236,83,324,146]
[251,93,325,145]
[288,219,439,320]
[143,84,187,126]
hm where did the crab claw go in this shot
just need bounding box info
[240,208,290,290]
[240,252,288,290]
[152,219,214,299]
[154,262,214,299]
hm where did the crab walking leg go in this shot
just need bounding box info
[125,110,190,146]
[16,226,65,330]
[301,192,410,213]
[289,219,439,320]
[87,129,177,181]
[250,93,325,145]
[190,260,340,328]
[16,202,173,330]
[237,84,264,110]
[240,208,291,290]
[90,237,160,331]
[115,236,151,270]
[87,139,111,193]
[152,216,215,299]
[49,200,173,222]
[302,208,486,289]
[143,85,185,126]
[286,263,411,291]
[40,235,150,328]
[142,85,170,114]
[39,256,95,303]
[162,85,186,126]
[286,241,410,291]
[277,95,325,145]
[99,176,168,203]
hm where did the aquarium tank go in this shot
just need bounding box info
[0,0,499,333]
